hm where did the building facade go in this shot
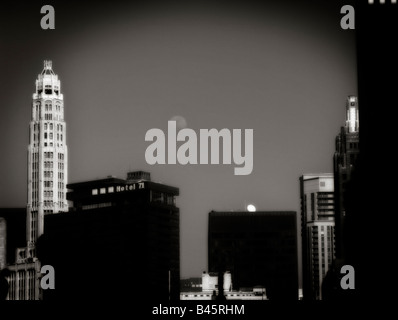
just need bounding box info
[27,60,68,248]
[36,171,180,302]
[0,209,26,271]
[5,61,68,300]
[299,173,335,300]
[180,271,267,300]
[208,211,298,300]
[333,95,359,260]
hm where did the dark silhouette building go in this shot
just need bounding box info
[0,209,26,270]
[333,96,359,261]
[208,210,298,300]
[322,1,398,302]
[36,171,180,302]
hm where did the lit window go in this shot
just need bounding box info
[92,189,98,195]
[100,188,106,194]
[108,186,114,193]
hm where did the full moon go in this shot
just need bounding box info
[247,204,256,212]
[170,115,187,131]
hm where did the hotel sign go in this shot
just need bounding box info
[92,182,145,196]
[115,182,145,192]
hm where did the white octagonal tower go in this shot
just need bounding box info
[27,60,68,249]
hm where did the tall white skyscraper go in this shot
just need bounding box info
[27,60,68,250]
[5,60,68,300]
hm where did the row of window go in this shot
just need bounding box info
[82,202,113,211]
[38,88,59,95]
[33,125,64,135]
[44,171,53,178]
[44,191,53,198]
[38,191,65,199]
[31,202,65,209]
[348,142,359,149]
[32,171,65,180]
[44,161,53,168]
[42,123,63,131]
[43,142,64,147]
[151,191,176,205]
[44,161,65,170]
[32,152,65,160]
[44,103,62,112]
[43,132,63,141]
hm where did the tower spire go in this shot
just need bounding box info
[44,60,52,69]
[345,95,359,133]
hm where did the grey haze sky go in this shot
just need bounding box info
[0,1,357,285]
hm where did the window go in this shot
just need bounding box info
[100,188,106,194]
[151,191,163,203]
[108,186,114,193]
[50,123,53,130]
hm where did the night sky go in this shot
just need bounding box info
[0,0,357,288]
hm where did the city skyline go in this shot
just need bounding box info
[0,0,357,285]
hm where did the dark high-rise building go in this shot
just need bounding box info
[333,96,359,260]
[37,171,180,302]
[208,210,298,300]
[345,1,398,300]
